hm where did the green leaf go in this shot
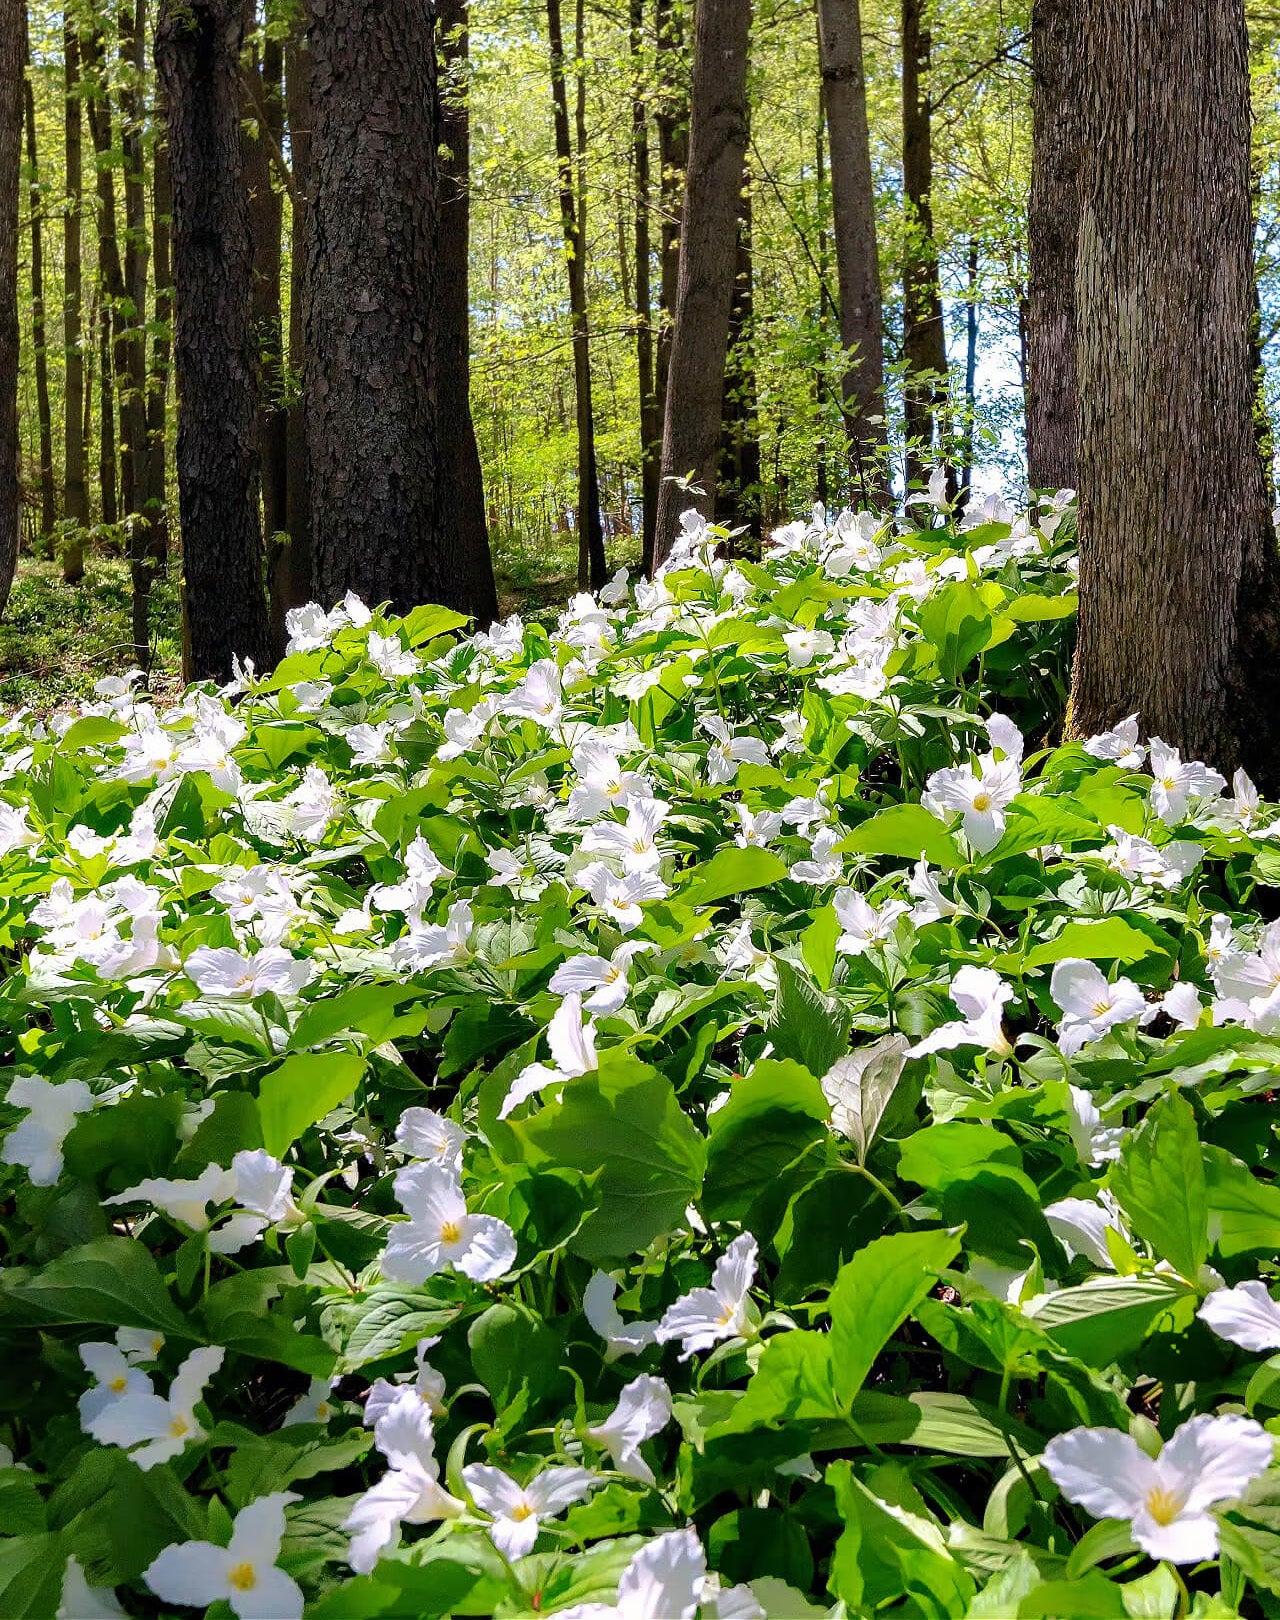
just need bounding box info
[828,1228,961,1407]
[704,1059,832,1222]
[844,803,964,868]
[0,1236,192,1338]
[0,1534,68,1619]
[820,1034,911,1164]
[1021,917,1168,969]
[327,1288,460,1370]
[828,1460,975,1618]
[1028,1274,1193,1363]
[508,1053,705,1260]
[257,1049,367,1157]
[677,845,787,908]
[401,603,472,645]
[918,580,995,682]
[897,1121,1021,1189]
[1110,1091,1208,1278]
[767,959,850,1080]
[468,1301,564,1409]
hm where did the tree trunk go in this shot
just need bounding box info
[1071,0,1280,786]
[960,234,978,502]
[22,57,56,540]
[0,0,20,615]
[653,0,751,564]
[818,0,887,504]
[901,0,948,492]
[654,0,687,457]
[120,0,154,661]
[157,0,273,680]
[144,133,172,562]
[546,0,606,590]
[1025,0,1081,492]
[95,287,117,526]
[63,23,88,579]
[243,20,288,552]
[717,166,761,531]
[82,26,125,531]
[630,0,660,572]
[437,0,498,623]
[305,0,471,617]
[276,13,312,635]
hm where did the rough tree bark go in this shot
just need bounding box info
[143,133,172,563]
[653,0,687,468]
[437,0,498,623]
[546,0,606,589]
[817,0,887,503]
[157,0,273,680]
[306,0,478,617]
[0,0,20,614]
[630,0,660,570]
[1071,0,1280,786]
[901,0,948,491]
[62,22,88,580]
[717,166,761,531]
[22,53,56,539]
[243,18,288,554]
[653,0,751,564]
[1025,0,1081,492]
[120,0,155,660]
[276,11,312,634]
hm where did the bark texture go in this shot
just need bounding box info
[717,168,761,530]
[306,0,471,617]
[437,0,498,624]
[631,0,660,570]
[1071,0,1280,785]
[22,59,56,539]
[901,0,948,491]
[157,0,273,680]
[62,23,88,577]
[654,0,751,564]
[0,0,20,613]
[817,0,887,502]
[1025,0,1081,492]
[277,16,313,634]
[653,0,687,449]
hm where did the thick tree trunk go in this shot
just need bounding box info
[0,0,20,614]
[243,22,288,552]
[1071,0,1280,786]
[1025,0,1081,492]
[717,168,761,531]
[546,0,606,590]
[305,0,469,617]
[631,0,660,572]
[120,0,154,661]
[276,15,312,635]
[144,134,172,562]
[901,0,948,492]
[22,60,56,540]
[157,0,273,680]
[653,0,687,453]
[63,24,88,579]
[653,0,751,564]
[437,0,498,623]
[818,0,887,504]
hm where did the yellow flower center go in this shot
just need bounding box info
[510,1502,535,1522]
[168,1415,190,1438]
[109,1376,128,1393]
[604,964,622,983]
[1144,1485,1185,1526]
[972,792,992,813]
[1092,999,1112,1018]
[716,1304,736,1326]
[316,1402,331,1421]
[228,1563,258,1592]
[439,1220,462,1245]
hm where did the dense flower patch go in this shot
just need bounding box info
[5,488,1280,1615]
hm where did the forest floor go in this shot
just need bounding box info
[0,528,645,712]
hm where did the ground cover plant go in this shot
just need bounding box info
[7,488,1280,1616]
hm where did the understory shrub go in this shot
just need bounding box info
[3,487,1280,1617]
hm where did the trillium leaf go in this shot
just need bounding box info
[257,1048,367,1158]
[828,1228,962,1408]
[677,845,788,907]
[844,803,964,868]
[768,960,851,1080]
[0,1236,192,1339]
[1110,1091,1208,1279]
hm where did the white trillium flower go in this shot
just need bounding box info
[500,991,598,1117]
[461,1462,598,1559]
[907,857,960,924]
[581,797,671,873]
[507,659,565,726]
[343,1390,465,1573]
[145,1491,303,1620]
[394,1106,468,1170]
[1199,1279,1280,1351]
[908,966,1014,1057]
[78,1336,156,1427]
[1065,1084,1125,1166]
[382,1162,516,1284]
[583,1271,660,1360]
[833,888,909,956]
[1043,1192,1129,1270]
[1147,737,1227,825]
[1050,958,1151,1056]
[368,631,420,679]
[57,1558,124,1620]
[1082,713,1147,769]
[921,752,1021,853]
[2,1075,94,1185]
[184,944,311,1000]
[1161,980,1204,1031]
[655,1233,758,1360]
[579,861,669,933]
[0,800,38,857]
[549,942,656,1014]
[781,627,835,669]
[1043,1415,1273,1563]
[283,1376,341,1427]
[586,1375,673,1484]
[733,804,783,848]
[790,825,844,886]
[555,1527,761,1620]
[87,1346,224,1469]
[700,716,771,785]
[394,898,474,970]
[364,1337,448,1426]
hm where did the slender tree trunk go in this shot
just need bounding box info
[277,16,312,634]
[1025,0,1081,492]
[306,0,464,615]
[120,0,154,660]
[437,0,498,623]
[961,234,978,501]
[818,0,887,504]
[63,23,88,580]
[1071,0,1280,786]
[144,133,172,562]
[717,167,761,531]
[901,0,948,491]
[630,0,660,572]
[546,0,606,589]
[653,0,751,563]
[654,0,687,445]
[82,26,124,529]
[93,287,118,526]
[0,0,21,615]
[22,58,56,539]
[243,21,288,552]
[815,114,830,511]
[157,0,273,680]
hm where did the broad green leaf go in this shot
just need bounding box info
[1110,1091,1208,1278]
[897,1121,1021,1189]
[1021,917,1168,969]
[0,1236,192,1338]
[918,580,995,682]
[767,959,850,1080]
[820,1034,911,1164]
[828,1228,961,1407]
[828,1460,976,1618]
[258,1049,367,1157]
[844,803,964,868]
[1027,1274,1192,1362]
[677,845,787,907]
